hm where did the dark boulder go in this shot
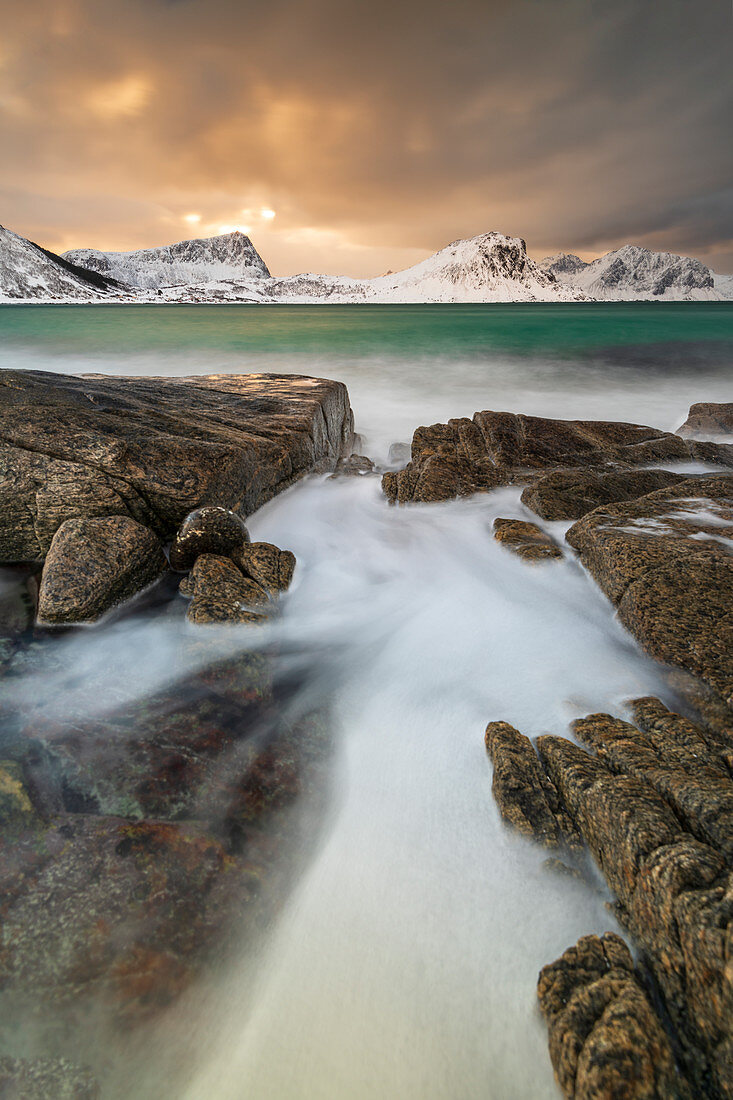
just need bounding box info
[677,402,733,440]
[169,506,250,571]
[328,454,375,478]
[37,515,166,625]
[492,517,563,561]
[0,370,353,562]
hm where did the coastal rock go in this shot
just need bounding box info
[231,541,296,594]
[677,402,733,440]
[185,554,271,625]
[328,453,375,478]
[382,411,733,505]
[537,932,684,1100]
[37,516,166,624]
[565,476,733,714]
[484,721,579,847]
[492,517,563,560]
[168,506,250,571]
[520,468,689,521]
[0,369,354,561]
[536,726,732,1097]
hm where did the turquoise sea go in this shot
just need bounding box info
[1,302,731,1099]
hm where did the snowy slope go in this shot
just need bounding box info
[368,232,581,302]
[0,224,123,302]
[541,245,728,301]
[63,231,270,290]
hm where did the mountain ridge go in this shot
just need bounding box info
[1,222,731,304]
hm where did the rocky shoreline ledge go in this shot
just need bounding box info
[386,400,732,1098]
[0,370,731,1097]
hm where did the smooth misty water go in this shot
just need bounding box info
[1,303,732,1098]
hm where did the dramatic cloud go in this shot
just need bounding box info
[1,0,731,273]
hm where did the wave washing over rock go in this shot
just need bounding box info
[2,221,733,302]
[0,355,731,1098]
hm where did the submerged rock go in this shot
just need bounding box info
[328,453,375,478]
[169,506,250,571]
[0,1056,100,1100]
[37,515,166,624]
[0,369,353,561]
[677,402,733,440]
[520,467,689,521]
[492,517,563,560]
[538,933,684,1100]
[566,476,733,716]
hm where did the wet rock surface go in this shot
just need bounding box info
[0,369,353,561]
[168,506,251,571]
[566,476,733,716]
[37,515,166,624]
[486,697,732,1097]
[492,517,563,560]
[231,541,296,594]
[328,453,375,478]
[677,402,733,440]
[184,553,272,625]
[382,411,733,505]
[0,1055,100,1099]
[538,932,685,1100]
[520,467,689,521]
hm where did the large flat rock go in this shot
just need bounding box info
[0,370,353,561]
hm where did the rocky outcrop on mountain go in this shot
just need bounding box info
[492,518,563,560]
[537,933,684,1100]
[381,411,733,505]
[566,476,733,717]
[485,698,732,1097]
[520,467,690,521]
[677,402,733,440]
[542,245,721,301]
[0,224,123,301]
[63,230,270,290]
[0,370,353,563]
[37,515,166,624]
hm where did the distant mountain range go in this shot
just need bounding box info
[1,222,731,304]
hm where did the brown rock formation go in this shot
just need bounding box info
[565,476,733,715]
[0,369,353,562]
[492,517,563,560]
[184,554,272,625]
[484,721,579,847]
[37,515,166,624]
[520,467,689,521]
[382,411,733,505]
[677,402,733,440]
[538,932,685,1100]
[231,541,297,594]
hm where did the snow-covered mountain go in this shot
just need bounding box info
[539,244,726,301]
[158,232,583,304]
[63,231,271,290]
[0,224,123,301]
[3,222,733,304]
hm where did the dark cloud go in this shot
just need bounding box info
[1,0,731,273]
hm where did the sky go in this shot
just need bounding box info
[1,0,732,276]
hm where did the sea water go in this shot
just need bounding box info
[1,302,731,1098]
